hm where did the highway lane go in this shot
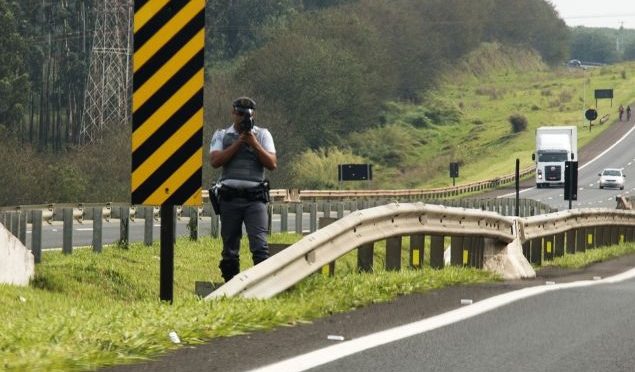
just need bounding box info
[506,123,635,210]
[258,269,635,372]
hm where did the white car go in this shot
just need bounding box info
[598,168,625,190]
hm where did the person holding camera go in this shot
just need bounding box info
[209,97,277,282]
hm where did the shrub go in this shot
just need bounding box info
[508,114,528,133]
[290,147,367,189]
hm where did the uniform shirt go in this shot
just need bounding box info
[210,124,276,189]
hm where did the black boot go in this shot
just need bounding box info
[219,260,240,282]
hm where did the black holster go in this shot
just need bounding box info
[209,185,221,215]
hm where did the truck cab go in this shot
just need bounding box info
[532,126,577,188]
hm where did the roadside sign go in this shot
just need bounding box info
[132,0,205,302]
[338,164,373,181]
[131,0,205,207]
[585,108,598,121]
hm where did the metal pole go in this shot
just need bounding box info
[568,165,573,210]
[160,205,175,303]
[515,159,520,217]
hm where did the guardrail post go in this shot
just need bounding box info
[32,210,42,264]
[566,230,576,254]
[280,204,288,232]
[336,202,344,219]
[409,234,425,269]
[188,207,199,241]
[474,237,485,268]
[323,202,331,219]
[554,232,565,257]
[357,242,374,272]
[626,226,635,243]
[595,226,605,247]
[576,227,586,253]
[309,203,317,233]
[63,208,73,255]
[144,207,153,245]
[119,207,129,248]
[450,236,464,266]
[529,237,542,264]
[385,236,402,271]
[92,207,102,253]
[295,203,303,234]
[430,235,444,269]
[610,226,619,246]
[10,212,18,237]
[18,211,27,245]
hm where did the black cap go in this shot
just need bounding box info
[232,97,256,113]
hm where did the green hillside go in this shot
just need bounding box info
[292,43,635,190]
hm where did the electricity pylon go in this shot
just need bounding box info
[80,0,132,144]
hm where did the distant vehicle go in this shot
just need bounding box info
[532,126,578,188]
[567,59,582,68]
[598,168,625,190]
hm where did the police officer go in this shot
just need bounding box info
[209,97,277,282]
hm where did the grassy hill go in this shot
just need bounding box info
[293,43,635,190]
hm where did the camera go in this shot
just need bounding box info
[238,108,254,133]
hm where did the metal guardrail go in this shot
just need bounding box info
[197,165,536,203]
[0,197,554,260]
[206,204,635,299]
[2,198,634,299]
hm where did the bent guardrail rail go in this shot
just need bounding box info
[206,204,635,300]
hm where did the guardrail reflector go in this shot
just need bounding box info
[412,249,420,267]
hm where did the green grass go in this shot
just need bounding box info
[540,242,635,269]
[3,234,635,370]
[0,235,497,371]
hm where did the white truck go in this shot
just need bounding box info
[532,126,578,188]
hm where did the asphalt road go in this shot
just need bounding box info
[103,253,635,372]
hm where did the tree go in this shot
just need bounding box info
[0,0,30,136]
[570,27,619,63]
[237,33,381,148]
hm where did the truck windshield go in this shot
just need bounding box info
[538,152,568,162]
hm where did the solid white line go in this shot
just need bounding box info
[249,267,635,372]
[500,124,635,198]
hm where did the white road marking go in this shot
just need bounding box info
[249,268,635,372]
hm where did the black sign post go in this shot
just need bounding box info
[449,162,459,186]
[564,161,578,210]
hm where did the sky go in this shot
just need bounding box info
[549,0,635,29]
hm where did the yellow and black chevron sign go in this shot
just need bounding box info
[132,0,204,206]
